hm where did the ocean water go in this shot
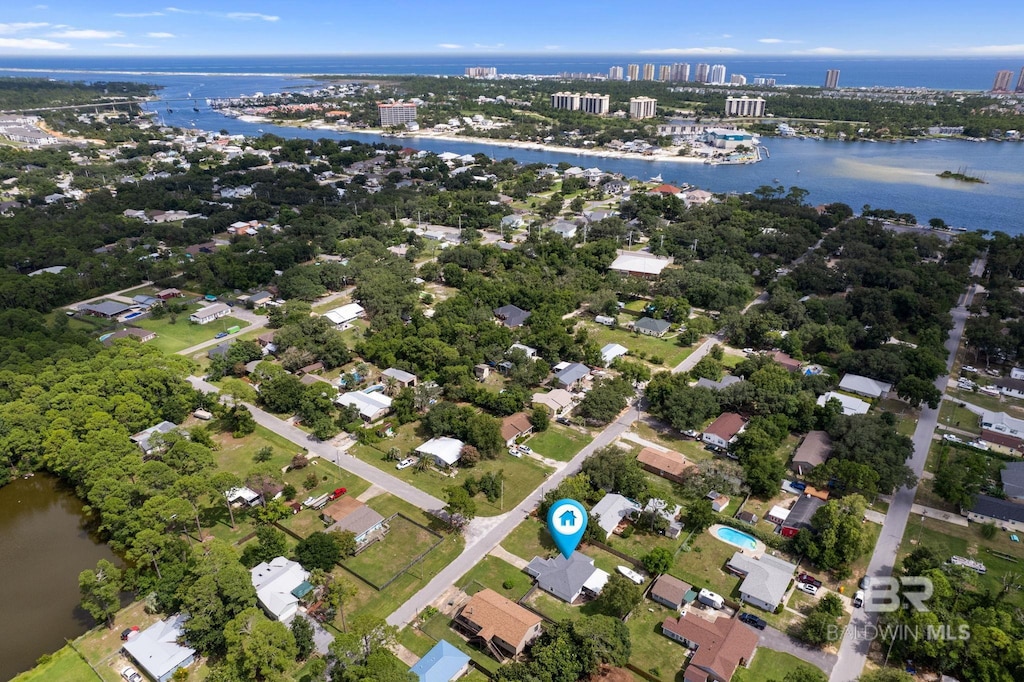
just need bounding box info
[0,55,1022,233]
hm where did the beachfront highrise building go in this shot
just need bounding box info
[1016,69,1024,93]
[659,65,671,81]
[609,65,624,81]
[694,63,710,83]
[725,96,766,117]
[993,69,1014,92]
[629,96,657,119]
[753,77,776,87]
[824,69,841,89]
[730,74,747,85]
[378,101,417,126]
[709,65,727,84]
[643,63,656,81]
[464,66,497,78]
[550,92,582,111]
[670,63,690,82]
[580,93,611,115]
[627,64,640,81]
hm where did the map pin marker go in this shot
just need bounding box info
[547,498,588,559]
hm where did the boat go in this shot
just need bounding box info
[166,107,172,113]
[649,173,662,182]
[193,100,200,112]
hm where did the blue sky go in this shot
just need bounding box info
[2,1,1024,56]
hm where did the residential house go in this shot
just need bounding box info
[817,391,870,416]
[101,327,156,346]
[500,214,525,230]
[791,430,832,476]
[410,640,471,682]
[247,291,274,308]
[649,574,693,610]
[474,364,491,380]
[532,389,575,417]
[382,367,418,388]
[781,495,826,538]
[769,351,802,373]
[702,413,747,451]
[509,343,538,359]
[661,612,758,682]
[453,588,543,659]
[207,342,230,360]
[996,378,1024,399]
[324,303,365,327]
[633,317,671,337]
[591,493,642,538]
[1001,462,1024,501]
[226,486,262,507]
[553,362,590,390]
[156,288,182,300]
[547,220,578,239]
[81,300,132,318]
[524,552,610,603]
[122,614,196,682]
[979,410,1024,451]
[838,373,893,399]
[966,494,1024,531]
[637,446,695,485]
[501,413,534,447]
[682,189,714,207]
[251,557,312,622]
[695,375,743,391]
[132,294,160,308]
[727,551,797,612]
[336,390,393,422]
[600,343,628,367]
[416,437,465,468]
[131,421,178,456]
[608,252,673,279]
[189,302,231,325]
[493,304,531,328]
[321,497,388,546]
[643,498,684,538]
[649,183,682,195]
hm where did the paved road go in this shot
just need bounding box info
[186,376,445,512]
[829,255,985,682]
[758,625,838,675]
[385,403,640,628]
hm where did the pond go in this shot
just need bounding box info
[0,475,119,680]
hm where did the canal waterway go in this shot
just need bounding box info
[0,475,119,681]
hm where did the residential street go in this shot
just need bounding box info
[830,255,985,682]
[758,625,838,675]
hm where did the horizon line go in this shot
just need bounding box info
[2,52,1024,59]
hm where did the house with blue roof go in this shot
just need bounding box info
[410,640,471,682]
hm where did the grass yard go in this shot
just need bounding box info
[12,646,100,682]
[457,555,533,601]
[133,307,250,354]
[62,602,175,682]
[343,514,442,587]
[352,437,553,517]
[581,322,694,368]
[626,600,691,681]
[898,515,1024,608]
[527,424,593,462]
[631,422,713,462]
[673,530,744,599]
[733,649,827,682]
[937,401,983,435]
[502,516,557,561]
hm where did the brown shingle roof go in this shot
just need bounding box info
[663,613,758,681]
[637,447,696,478]
[460,588,542,648]
[322,496,385,537]
[704,413,746,441]
[770,350,802,372]
[501,413,533,442]
[792,430,831,469]
[650,574,692,607]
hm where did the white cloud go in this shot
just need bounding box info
[106,42,152,48]
[791,47,878,55]
[0,22,49,34]
[226,12,279,22]
[147,32,175,38]
[472,42,505,49]
[721,34,733,39]
[948,44,1024,55]
[639,47,742,55]
[114,12,165,18]
[49,29,124,39]
[164,6,191,13]
[437,43,462,49]
[0,37,69,49]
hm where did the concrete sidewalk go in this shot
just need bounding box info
[910,503,968,527]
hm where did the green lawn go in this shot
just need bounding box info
[937,400,983,435]
[527,424,593,461]
[351,437,553,517]
[626,601,691,681]
[343,514,442,587]
[12,646,100,682]
[733,649,827,682]
[581,322,694,368]
[457,555,533,601]
[132,306,250,354]
[631,422,713,462]
[502,516,557,561]
[673,530,744,598]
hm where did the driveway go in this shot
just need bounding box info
[758,625,838,675]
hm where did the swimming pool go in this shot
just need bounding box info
[714,526,759,551]
[124,311,143,320]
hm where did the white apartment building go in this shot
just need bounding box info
[694,63,710,83]
[629,96,657,119]
[725,96,766,117]
[627,64,640,81]
[378,102,417,126]
[580,93,610,115]
[670,63,690,82]
[608,66,624,80]
[550,92,581,110]
[730,74,747,85]
[709,64,727,84]
[642,63,655,81]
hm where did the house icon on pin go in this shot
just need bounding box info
[558,510,577,527]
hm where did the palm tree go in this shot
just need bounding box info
[382,375,399,397]
[385,447,401,462]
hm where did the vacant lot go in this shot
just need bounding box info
[133,307,250,354]
[458,555,533,601]
[344,514,442,588]
[527,424,593,461]
[581,322,694,368]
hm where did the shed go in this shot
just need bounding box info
[649,574,692,609]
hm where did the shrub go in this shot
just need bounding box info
[502,579,515,590]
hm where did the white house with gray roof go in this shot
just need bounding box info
[525,552,610,603]
[726,551,796,612]
[122,614,196,682]
[590,493,642,538]
[251,556,312,623]
[838,374,893,399]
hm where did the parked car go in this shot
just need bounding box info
[739,612,767,630]
[796,582,819,595]
[683,429,700,439]
[798,572,822,588]
[962,365,979,374]
[120,626,140,641]
[215,331,228,339]
[396,457,417,470]
[556,417,572,425]
[508,446,522,458]
[517,445,533,455]
[943,433,962,443]
[853,590,865,608]
[121,667,143,682]
[328,487,347,500]
[987,368,1001,377]
[859,575,872,590]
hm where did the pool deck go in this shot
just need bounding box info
[708,523,766,557]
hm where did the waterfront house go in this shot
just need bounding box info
[122,614,196,682]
